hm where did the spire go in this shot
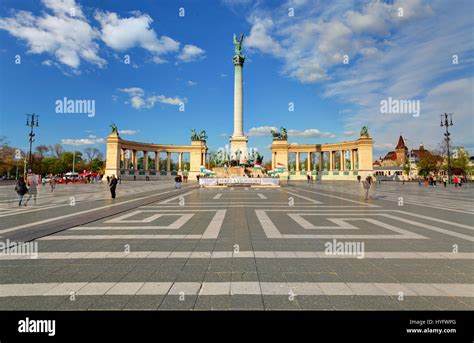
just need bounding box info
[395,135,406,149]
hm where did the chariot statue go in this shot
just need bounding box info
[191,129,207,141]
[271,127,288,140]
[360,126,370,137]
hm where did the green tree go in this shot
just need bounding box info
[88,158,104,172]
[403,159,411,176]
[451,148,470,174]
[417,154,442,177]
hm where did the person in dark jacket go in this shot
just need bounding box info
[15,178,28,206]
[109,175,118,199]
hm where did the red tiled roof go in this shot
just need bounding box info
[410,149,431,159]
[383,151,397,161]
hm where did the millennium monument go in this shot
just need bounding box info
[229,33,248,163]
[105,33,373,181]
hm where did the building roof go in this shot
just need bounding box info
[395,135,407,149]
[383,151,398,161]
[410,145,431,160]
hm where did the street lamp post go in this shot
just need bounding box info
[25,113,39,173]
[72,143,76,174]
[440,113,453,184]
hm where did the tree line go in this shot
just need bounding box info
[0,136,105,178]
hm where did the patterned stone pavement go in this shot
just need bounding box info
[0,181,472,310]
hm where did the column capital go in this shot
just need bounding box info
[232,55,245,65]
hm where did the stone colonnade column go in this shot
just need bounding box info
[143,151,148,171]
[166,152,171,173]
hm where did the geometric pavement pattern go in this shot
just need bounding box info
[0,181,472,310]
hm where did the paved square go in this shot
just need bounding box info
[0,181,472,310]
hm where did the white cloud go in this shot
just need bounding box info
[147,95,185,106]
[118,129,139,135]
[245,0,434,84]
[94,11,180,62]
[0,0,106,69]
[343,131,354,136]
[247,126,278,136]
[0,1,206,70]
[177,44,205,62]
[244,0,472,154]
[287,129,334,138]
[187,80,197,86]
[345,2,392,35]
[248,126,335,139]
[245,18,282,55]
[61,135,104,146]
[118,87,186,109]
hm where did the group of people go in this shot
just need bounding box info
[418,175,465,188]
[14,170,39,207]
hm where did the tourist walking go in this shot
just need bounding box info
[15,178,28,207]
[174,174,182,189]
[24,170,38,206]
[109,175,118,199]
[362,175,373,200]
[49,174,56,192]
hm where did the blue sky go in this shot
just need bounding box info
[0,0,473,161]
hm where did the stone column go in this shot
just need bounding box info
[155,151,160,171]
[350,149,354,170]
[178,152,183,171]
[295,152,300,172]
[230,52,248,163]
[233,55,244,137]
[132,150,137,170]
[340,150,344,171]
[143,151,148,171]
[307,152,311,171]
[125,150,130,169]
[319,152,323,171]
[166,152,171,173]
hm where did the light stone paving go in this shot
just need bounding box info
[0,181,472,310]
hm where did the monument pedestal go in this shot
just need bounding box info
[230,135,248,163]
